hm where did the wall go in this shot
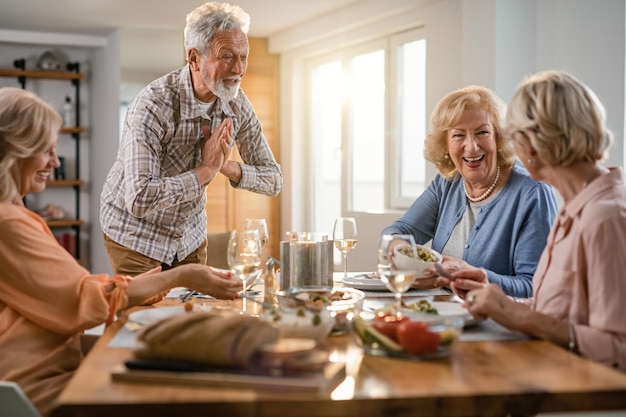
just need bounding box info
[271,0,626,271]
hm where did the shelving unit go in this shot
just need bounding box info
[0,60,86,264]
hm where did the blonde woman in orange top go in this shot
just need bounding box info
[0,87,242,416]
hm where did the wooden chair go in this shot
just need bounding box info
[0,381,41,417]
[206,231,231,270]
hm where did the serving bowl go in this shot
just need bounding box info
[393,244,443,278]
[350,304,464,360]
[260,303,335,343]
[290,287,365,333]
[259,287,365,342]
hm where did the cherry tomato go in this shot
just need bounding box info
[396,321,441,355]
[371,314,408,341]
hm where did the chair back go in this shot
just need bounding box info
[206,231,231,270]
[0,381,41,417]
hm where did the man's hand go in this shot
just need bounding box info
[200,119,233,170]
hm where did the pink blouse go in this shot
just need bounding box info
[533,168,626,371]
[0,204,131,416]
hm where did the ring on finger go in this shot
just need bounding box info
[468,294,476,305]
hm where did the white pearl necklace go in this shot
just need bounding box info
[464,165,501,203]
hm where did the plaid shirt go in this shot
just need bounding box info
[100,66,282,265]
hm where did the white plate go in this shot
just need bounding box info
[427,301,473,321]
[127,306,187,326]
[363,300,480,327]
[341,274,389,291]
[407,301,482,327]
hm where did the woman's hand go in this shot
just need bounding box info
[464,284,527,329]
[436,256,489,299]
[187,265,241,300]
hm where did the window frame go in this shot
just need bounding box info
[304,27,426,232]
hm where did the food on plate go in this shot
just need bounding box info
[288,288,365,332]
[262,305,334,342]
[397,245,438,262]
[393,245,443,277]
[404,299,439,314]
[375,299,438,316]
[371,314,408,340]
[351,311,462,358]
[396,320,441,355]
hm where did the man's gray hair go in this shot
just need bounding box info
[184,2,251,55]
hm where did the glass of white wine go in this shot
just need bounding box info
[244,218,269,252]
[244,218,269,286]
[333,217,358,281]
[378,234,419,319]
[227,229,262,313]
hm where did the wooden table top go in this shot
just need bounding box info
[50,295,626,417]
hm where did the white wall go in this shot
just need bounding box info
[271,0,626,271]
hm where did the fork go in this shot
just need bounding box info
[434,262,456,281]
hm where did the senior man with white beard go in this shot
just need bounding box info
[100,2,282,278]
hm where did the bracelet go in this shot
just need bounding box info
[568,322,577,353]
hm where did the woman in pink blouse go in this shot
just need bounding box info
[446,71,626,371]
[0,87,242,415]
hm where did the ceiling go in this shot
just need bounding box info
[0,0,363,74]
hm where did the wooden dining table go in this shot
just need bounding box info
[49,288,626,417]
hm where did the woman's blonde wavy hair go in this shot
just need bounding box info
[505,70,613,167]
[424,85,517,180]
[0,87,62,203]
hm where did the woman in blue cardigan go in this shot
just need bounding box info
[382,86,557,298]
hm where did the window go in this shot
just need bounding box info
[307,28,426,232]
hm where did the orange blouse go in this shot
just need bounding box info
[0,203,130,416]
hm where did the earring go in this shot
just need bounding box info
[527,158,534,164]
[444,154,450,159]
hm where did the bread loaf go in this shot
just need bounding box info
[134,312,279,368]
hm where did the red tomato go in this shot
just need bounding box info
[396,321,441,355]
[372,314,409,341]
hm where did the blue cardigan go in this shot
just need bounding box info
[381,162,558,297]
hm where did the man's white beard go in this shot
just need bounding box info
[212,78,240,102]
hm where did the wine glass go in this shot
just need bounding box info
[244,218,269,286]
[333,217,358,281]
[378,234,419,319]
[227,229,262,313]
[244,218,269,252]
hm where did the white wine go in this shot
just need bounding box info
[379,270,418,293]
[259,237,269,250]
[231,262,260,280]
[335,239,357,254]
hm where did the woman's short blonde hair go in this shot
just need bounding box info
[505,70,613,167]
[0,87,62,203]
[424,85,517,180]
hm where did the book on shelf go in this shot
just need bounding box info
[54,232,76,257]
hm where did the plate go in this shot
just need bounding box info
[341,274,389,291]
[422,301,475,325]
[364,300,481,327]
[127,306,187,326]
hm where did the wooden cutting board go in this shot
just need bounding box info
[111,361,346,392]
